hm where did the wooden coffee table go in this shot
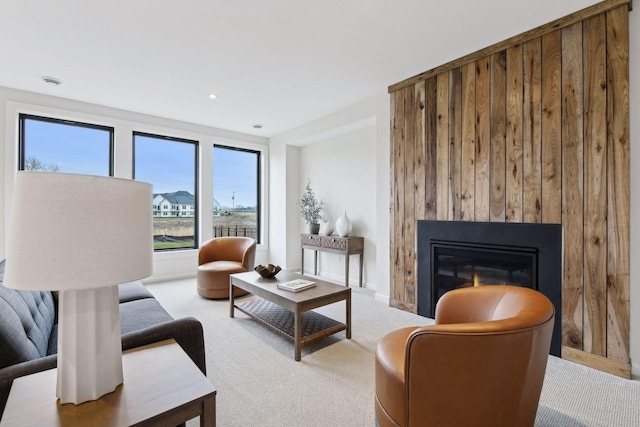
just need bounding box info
[230,270,351,361]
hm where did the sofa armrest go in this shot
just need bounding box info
[121,316,206,375]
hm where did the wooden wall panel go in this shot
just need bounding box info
[541,31,562,224]
[461,62,476,221]
[403,89,416,305]
[449,68,463,221]
[425,78,438,220]
[583,13,608,356]
[414,81,426,223]
[475,57,491,222]
[436,74,449,220]
[523,38,542,223]
[490,52,506,222]
[606,5,630,363]
[506,44,523,222]
[388,1,630,375]
[391,89,405,307]
[561,22,585,350]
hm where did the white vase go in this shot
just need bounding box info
[319,217,333,236]
[335,211,352,237]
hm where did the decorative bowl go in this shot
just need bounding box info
[255,264,282,279]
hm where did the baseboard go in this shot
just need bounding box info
[562,346,632,379]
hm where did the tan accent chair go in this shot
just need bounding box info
[197,237,256,299]
[375,285,554,427]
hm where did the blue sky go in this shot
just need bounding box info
[23,118,259,208]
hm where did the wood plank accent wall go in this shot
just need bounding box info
[389,0,631,377]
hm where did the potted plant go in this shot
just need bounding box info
[298,179,325,234]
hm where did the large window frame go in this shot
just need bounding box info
[18,113,115,175]
[213,144,262,244]
[133,131,199,252]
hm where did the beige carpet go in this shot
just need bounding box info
[147,278,640,427]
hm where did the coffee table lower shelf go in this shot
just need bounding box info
[235,299,347,347]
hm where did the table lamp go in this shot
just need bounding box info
[4,171,153,405]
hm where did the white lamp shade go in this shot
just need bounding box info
[4,172,153,291]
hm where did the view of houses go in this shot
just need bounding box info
[152,191,195,217]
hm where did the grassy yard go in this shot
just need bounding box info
[153,211,257,249]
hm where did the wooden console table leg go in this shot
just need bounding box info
[301,248,305,274]
[358,252,363,287]
[346,293,352,339]
[345,254,350,287]
[313,250,318,275]
[229,279,235,318]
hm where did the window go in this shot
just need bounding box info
[133,132,198,251]
[18,114,113,175]
[213,145,260,243]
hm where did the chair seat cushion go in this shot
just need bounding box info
[198,260,245,273]
[375,327,416,426]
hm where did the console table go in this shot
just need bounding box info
[0,340,216,427]
[301,234,364,287]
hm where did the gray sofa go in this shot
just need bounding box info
[0,259,206,416]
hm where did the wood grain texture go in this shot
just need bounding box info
[449,68,463,221]
[541,31,563,224]
[522,38,543,223]
[583,13,608,357]
[490,52,506,222]
[388,4,630,375]
[391,89,405,303]
[436,73,449,220]
[475,57,491,222]
[414,81,426,222]
[562,346,631,378]
[506,44,524,222]
[403,88,416,304]
[388,0,631,92]
[461,62,476,221]
[425,78,438,220]
[606,5,630,363]
[561,22,584,350]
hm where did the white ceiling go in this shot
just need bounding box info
[0,0,601,138]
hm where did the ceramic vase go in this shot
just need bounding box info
[335,211,352,237]
[319,217,333,236]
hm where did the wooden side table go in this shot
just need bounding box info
[301,234,364,287]
[0,340,216,427]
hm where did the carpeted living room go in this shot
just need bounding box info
[1,1,640,426]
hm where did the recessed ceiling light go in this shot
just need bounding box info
[208,93,217,99]
[253,124,263,129]
[42,76,62,86]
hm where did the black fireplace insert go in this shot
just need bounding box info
[417,220,562,356]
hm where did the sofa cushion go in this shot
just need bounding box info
[0,261,56,368]
[119,298,175,335]
[118,281,155,303]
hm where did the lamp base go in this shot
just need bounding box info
[57,285,123,405]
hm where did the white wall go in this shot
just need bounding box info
[628,5,639,377]
[0,86,269,281]
[269,94,390,299]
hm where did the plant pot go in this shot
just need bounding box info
[305,223,320,234]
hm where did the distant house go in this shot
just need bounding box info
[152,191,195,217]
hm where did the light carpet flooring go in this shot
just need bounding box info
[147,277,640,427]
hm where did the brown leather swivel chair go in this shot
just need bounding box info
[197,237,256,299]
[375,285,554,427]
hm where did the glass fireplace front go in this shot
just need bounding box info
[432,241,537,303]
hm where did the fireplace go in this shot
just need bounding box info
[417,220,562,356]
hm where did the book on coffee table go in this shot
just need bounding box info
[277,279,316,292]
